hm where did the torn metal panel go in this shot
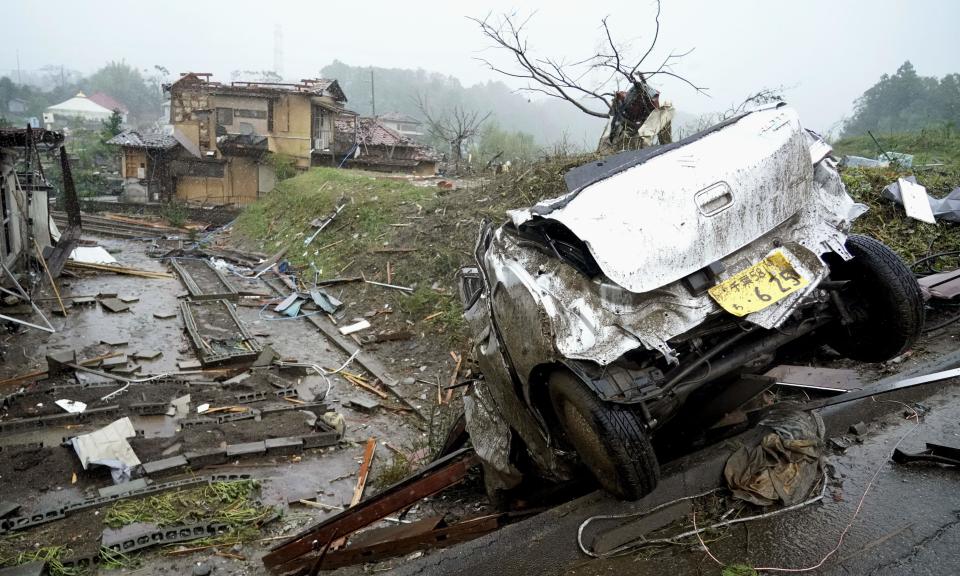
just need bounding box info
[316,513,533,570]
[170,257,238,301]
[893,442,960,467]
[918,269,960,300]
[263,448,480,574]
[765,365,862,393]
[180,299,262,366]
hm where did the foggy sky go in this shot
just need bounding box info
[3,0,957,134]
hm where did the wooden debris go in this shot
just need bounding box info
[339,320,371,336]
[423,311,443,321]
[0,351,122,389]
[65,260,174,279]
[205,406,248,415]
[364,279,414,293]
[34,239,67,317]
[351,438,377,507]
[154,311,177,320]
[340,371,389,399]
[445,352,462,404]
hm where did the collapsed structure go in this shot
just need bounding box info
[0,126,81,333]
[335,115,439,175]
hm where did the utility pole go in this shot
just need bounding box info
[370,68,376,117]
[16,50,21,84]
[273,24,284,79]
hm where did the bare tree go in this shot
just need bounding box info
[416,94,491,168]
[468,1,706,120]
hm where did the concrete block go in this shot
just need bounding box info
[302,431,339,449]
[142,455,189,475]
[98,478,150,498]
[226,441,266,457]
[265,437,304,456]
[184,448,227,468]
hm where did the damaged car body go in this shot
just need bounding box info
[459,103,925,500]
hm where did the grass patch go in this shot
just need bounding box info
[373,452,414,489]
[103,480,271,553]
[160,201,188,228]
[235,168,434,277]
[842,165,960,264]
[832,125,960,166]
[104,480,266,529]
[0,545,82,576]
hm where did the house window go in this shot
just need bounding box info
[267,101,274,132]
[216,108,234,125]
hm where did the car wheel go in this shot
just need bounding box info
[827,234,924,362]
[548,370,659,500]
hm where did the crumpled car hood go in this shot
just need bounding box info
[508,106,813,294]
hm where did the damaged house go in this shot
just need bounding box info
[0,127,81,332]
[151,72,357,206]
[335,116,438,176]
[106,130,178,203]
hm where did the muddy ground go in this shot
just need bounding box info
[0,233,487,574]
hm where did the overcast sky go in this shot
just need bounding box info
[3,0,957,134]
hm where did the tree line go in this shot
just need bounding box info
[843,61,960,137]
[0,61,164,126]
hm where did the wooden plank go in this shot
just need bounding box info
[351,438,377,507]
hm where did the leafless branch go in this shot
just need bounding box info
[470,0,706,121]
[415,94,490,166]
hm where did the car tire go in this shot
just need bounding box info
[827,234,924,362]
[548,370,659,500]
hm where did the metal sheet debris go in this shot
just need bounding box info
[54,399,87,413]
[918,269,960,300]
[69,246,117,265]
[764,365,862,392]
[893,442,960,467]
[70,417,141,482]
[883,176,960,223]
[897,178,937,223]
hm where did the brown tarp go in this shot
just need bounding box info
[724,410,824,507]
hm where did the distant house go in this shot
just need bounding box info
[335,116,438,176]
[106,130,179,203]
[44,92,114,128]
[87,92,129,122]
[379,112,424,139]
[162,72,357,206]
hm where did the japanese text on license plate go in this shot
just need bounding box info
[707,251,809,317]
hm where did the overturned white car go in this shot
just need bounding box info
[458,104,924,501]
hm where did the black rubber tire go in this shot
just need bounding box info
[548,371,659,500]
[827,234,925,362]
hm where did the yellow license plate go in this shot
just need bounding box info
[708,251,809,317]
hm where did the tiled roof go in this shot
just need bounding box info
[336,116,438,162]
[88,92,129,114]
[106,130,178,150]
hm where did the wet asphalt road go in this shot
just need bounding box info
[395,374,960,576]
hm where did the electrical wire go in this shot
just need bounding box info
[695,402,922,573]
